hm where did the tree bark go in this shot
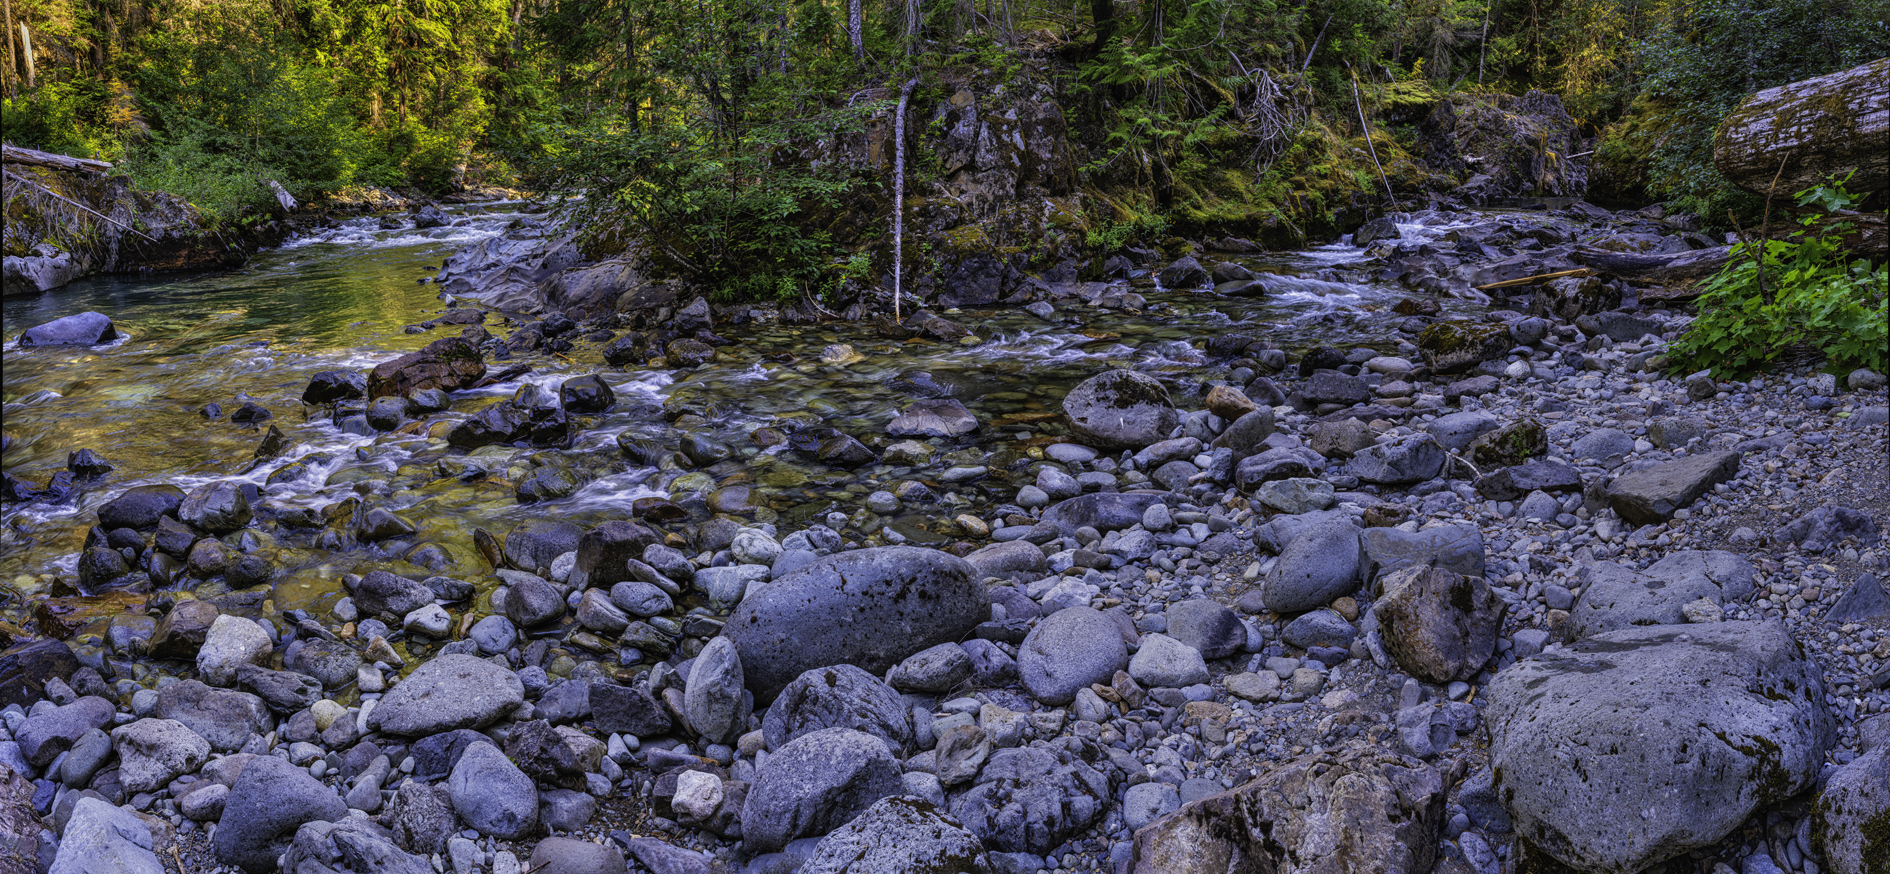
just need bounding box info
[1713,57,1890,199]
[847,0,862,59]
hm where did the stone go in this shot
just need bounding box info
[499,572,566,627]
[1041,492,1164,536]
[610,581,674,617]
[382,782,456,855]
[1827,572,1890,625]
[887,643,974,694]
[49,797,163,874]
[155,680,269,751]
[1130,743,1445,874]
[528,837,625,874]
[1530,275,1618,322]
[1163,600,1246,660]
[1212,408,1277,460]
[148,599,219,660]
[21,312,117,347]
[1646,417,1706,450]
[725,546,986,701]
[287,640,364,689]
[368,654,524,735]
[935,724,993,787]
[1568,550,1756,639]
[888,399,978,437]
[964,541,1048,579]
[1235,449,1314,491]
[17,695,115,766]
[97,484,185,530]
[1302,371,1370,406]
[1606,450,1741,526]
[1205,386,1256,420]
[196,615,272,687]
[742,728,903,853]
[214,754,349,873]
[303,370,367,404]
[281,816,434,874]
[948,744,1112,855]
[799,795,992,874]
[1308,419,1375,459]
[572,520,659,588]
[1061,370,1180,451]
[1262,518,1363,614]
[1017,606,1130,705]
[1425,412,1501,454]
[1372,566,1504,683]
[1485,621,1834,874]
[1813,745,1888,874]
[685,637,747,745]
[349,571,436,621]
[590,682,672,736]
[1256,478,1336,514]
[762,664,913,755]
[1281,610,1355,650]
[1571,427,1635,464]
[1129,634,1211,688]
[1344,433,1444,485]
[178,481,252,534]
[1473,458,1583,503]
[447,740,538,839]
[622,837,712,874]
[1123,782,1182,830]
[1360,523,1486,589]
[1774,506,1881,553]
[1416,321,1510,373]
[366,332,486,399]
[111,718,210,793]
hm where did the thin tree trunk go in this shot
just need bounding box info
[1348,65,1396,206]
[892,78,918,322]
[19,22,32,89]
[906,0,921,53]
[3,0,14,97]
[1477,0,1490,84]
[848,0,862,59]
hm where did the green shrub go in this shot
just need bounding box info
[1668,178,1889,379]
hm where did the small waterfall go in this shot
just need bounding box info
[892,78,918,323]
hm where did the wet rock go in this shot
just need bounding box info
[762,664,913,754]
[506,520,583,574]
[1159,256,1209,289]
[799,795,992,874]
[500,572,566,627]
[287,640,364,689]
[367,332,486,399]
[948,744,1111,855]
[570,520,660,589]
[21,312,117,347]
[1485,621,1834,874]
[303,370,367,404]
[726,546,985,701]
[515,466,579,503]
[1041,492,1163,537]
[1263,518,1363,614]
[214,754,349,873]
[667,338,714,367]
[815,434,877,469]
[148,599,219,659]
[742,727,904,853]
[887,399,978,437]
[446,400,567,449]
[1373,566,1503,683]
[355,508,416,542]
[365,396,409,431]
[97,484,185,530]
[1212,408,1278,460]
[349,571,436,620]
[1061,370,1179,451]
[49,797,162,874]
[235,665,323,713]
[65,449,113,478]
[1568,550,1755,639]
[230,402,273,424]
[1606,450,1741,526]
[1130,742,1445,874]
[1018,606,1129,705]
[1416,321,1510,374]
[369,654,524,736]
[0,638,78,709]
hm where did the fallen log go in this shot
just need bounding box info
[1,144,113,175]
[1569,245,1733,284]
[1713,58,1890,199]
[1474,267,1595,291]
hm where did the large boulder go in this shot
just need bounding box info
[446,741,538,839]
[1415,321,1510,374]
[0,638,79,709]
[1040,492,1164,537]
[366,331,487,399]
[762,664,913,755]
[1017,606,1130,705]
[1813,744,1889,874]
[1261,518,1363,614]
[1606,450,1741,526]
[97,484,185,530]
[1372,565,1504,683]
[1130,743,1446,874]
[49,797,164,874]
[368,654,524,736]
[724,546,986,701]
[948,744,1113,855]
[800,796,992,874]
[1568,550,1755,639]
[280,816,435,874]
[1342,433,1445,485]
[1360,523,1486,589]
[214,755,349,873]
[154,680,270,751]
[741,728,904,853]
[21,312,117,347]
[15,695,114,766]
[1061,370,1179,451]
[1485,621,1834,873]
[111,718,211,793]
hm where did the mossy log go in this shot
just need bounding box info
[1713,58,1890,198]
[1,144,113,175]
[1570,245,1734,283]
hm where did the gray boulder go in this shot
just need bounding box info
[684,637,748,745]
[1473,458,1584,503]
[725,546,985,701]
[1211,408,1277,461]
[948,744,1112,855]
[528,837,626,874]
[963,541,1047,579]
[214,754,349,873]
[1061,370,1179,451]
[21,312,117,347]
[281,816,433,874]
[178,481,252,534]
[800,796,992,874]
[1372,566,1504,683]
[1128,634,1210,688]
[1017,606,1129,705]
[762,665,913,754]
[382,782,456,855]
[49,797,163,874]
[110,718,211,793]
[154,681,270,751]
[197,614,273,687]
[447,741,537,839]
[1813,745,1888,874]
[1606,450,1741,526]
[1343,433,1444,485]
[1162,600,1246,660]
[1234,449,1313,492]
[1568,550,1755,639]
[887,643,974,694]
[1130,742,1445,874]
[1262,518,1363,614]
[1041,492,1164,536]
[1360,523,1485,590]
[499,572,566,627]
[368,654,523,736]
[16,695,114,766]
[887,399,978,437]
[1485,621,1834,873]
[349,572,436,621]
[1570,427,1634,464]
[742,728,904,853]
[1424,411,1500,453]
[1827,572,1890,625]
[1774,506,1880,553]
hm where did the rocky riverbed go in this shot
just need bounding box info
[1,198,1887,874]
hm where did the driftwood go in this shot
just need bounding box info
[1474,267,1595,291]
[1714,58,1890,198]
[1,143,112,174]
[1570,245,1734,284]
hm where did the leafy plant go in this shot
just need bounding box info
[1668,178,1889,379]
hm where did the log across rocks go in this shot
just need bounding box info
[1714,58,1890,201]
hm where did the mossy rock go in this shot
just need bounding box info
[1468,419,1547,469]
[1416,320,1511,374]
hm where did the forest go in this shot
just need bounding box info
[2,0,1886,292]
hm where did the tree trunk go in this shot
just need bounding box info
[1570,245,1733,283]
[847,0,862,59]
[1713,57,1890,200]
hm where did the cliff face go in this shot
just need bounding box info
[1,155,258,296]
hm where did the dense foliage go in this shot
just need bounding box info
[1668,179,1890,379]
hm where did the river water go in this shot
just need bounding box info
[1,204,1482,639]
